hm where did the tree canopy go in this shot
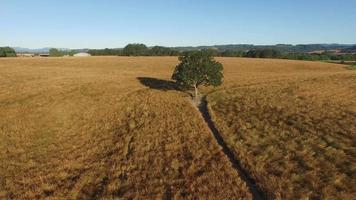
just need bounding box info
[49,48,76,57]
[49,48,62,57]
[88,48,123,56]
[0,47,16,57]
[149,46,179,56]
[123,44,148,56]
[245,49,282,58]
[172,50,223,99]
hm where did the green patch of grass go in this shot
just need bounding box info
[346,65,356,70]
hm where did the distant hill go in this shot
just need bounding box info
[340,45,356,53]
[171,44,354,53]
[12,44,356,54]
[13,47,71,53]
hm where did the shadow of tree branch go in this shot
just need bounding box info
[137,77,192,97]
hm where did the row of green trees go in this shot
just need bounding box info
[88,44,356,61]
[0,47,16,57]
[88,48,122,56]
[210,49,356,61]
[281,52,356,61]
[88,44,180,56]
[5,44,354,61]
[147,46,180,56]
[49,48,77,57]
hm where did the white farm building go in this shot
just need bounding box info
[73,52,91,57]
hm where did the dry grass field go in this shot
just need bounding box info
[0,56,355,199]
[0,57,251,199]
[207,60,356,199]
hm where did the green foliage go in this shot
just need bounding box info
[220,50,243,57]
[88,48,123,56]
[66,50,77,56]
[149,46,179,56]
[49,48,62,57]
[49,48,77,57]
[0,47,16,57]
[201,48,219,57]
[88,46,179,56]
[340,45,356,53]
[83,43,356,62]
[346,65,356,70]
[245,49,282,58]
[173,44,352,54]
[281,52,356,61]
[0,49,5,57]
[172,50,223,97]
[123,44,148,56]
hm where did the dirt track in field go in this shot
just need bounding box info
[198,95,265,200]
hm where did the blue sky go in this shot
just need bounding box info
[1,0,355,48]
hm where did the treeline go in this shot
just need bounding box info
[88,44,179,56]
[201,49,283,58]
[199,48,356,61]
[88,48,122,56]
[172,44,355,53]
[218,49,356,61]
[3,44,356,61]
[0,47,16,57]
[87,44,356,61]
[280,52,356,61]
[49,48,77,57]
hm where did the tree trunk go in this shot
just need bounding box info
[194,84,199,99]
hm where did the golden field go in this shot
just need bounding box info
[0,56,355,199]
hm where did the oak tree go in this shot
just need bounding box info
[172,50,223,99]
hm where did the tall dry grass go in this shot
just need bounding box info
[0,57,251,199]
[0,56,354,199]
[207,59,356,199]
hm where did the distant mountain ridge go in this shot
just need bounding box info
[13,47,70,53]
[12,44,356,54]
[170,44,355,53]
[340,45,356,53]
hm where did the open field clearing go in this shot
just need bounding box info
[208,73,356,199]
[0,57,251,199]
[0,56,355,199]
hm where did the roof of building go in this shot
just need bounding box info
[73,52,91,57]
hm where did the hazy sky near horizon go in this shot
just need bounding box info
[1,0,355,49]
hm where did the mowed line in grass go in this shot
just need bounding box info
[198,95,265,200]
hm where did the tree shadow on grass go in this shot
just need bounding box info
[137,77,192,97]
